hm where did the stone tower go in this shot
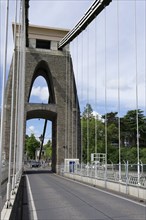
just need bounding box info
[4,24,81,172]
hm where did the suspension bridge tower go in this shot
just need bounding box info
[3,24,81,172]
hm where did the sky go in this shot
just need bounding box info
[0,0,146,143]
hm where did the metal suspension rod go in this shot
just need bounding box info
[15,11,22,180]
[104,7,108,179]
[12,0,18,193]
[117,0,121,181]
[75,40,79,159]
[64,49,68,159]
[19,0,26,172]
[81,32,84,165]
[71,42,75,158]
[145,0,146,118]
[72,38,79,158]
[6,0,18,203]
[94,18,98,154]
[68,55,71,158]
[25,0,29,47]
[58,0,112,49]
[70,45,73,158]
[17,2,23,176]
[0,0,9,210]
[17,0,26,176]
[87,30,89,164]
[134,0,140,185]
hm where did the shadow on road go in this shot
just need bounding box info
[24,169,53,175]
[10,175,30,220]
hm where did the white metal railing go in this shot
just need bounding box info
[61,163,146,187]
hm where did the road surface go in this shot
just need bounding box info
[26,170,146,220]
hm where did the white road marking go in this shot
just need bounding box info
[26,175,38,220]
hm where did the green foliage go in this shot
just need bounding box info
[82,103,94,119]
[107,145,118,163]
[140,148,146,164]
[120,147,137,164]
[122,109,146,147]
[102,112,118,124]
[81,104,146,164]
[81,104,105,163]
[25,134,40,159]
[44,140,52,159]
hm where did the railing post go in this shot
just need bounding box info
[95,164,97,179]
[140,161,143,175]
[104,164,107,188]
[87,164,89,176]
[137,161,140,185]
[119,161,121,181]
[126,161,129,194]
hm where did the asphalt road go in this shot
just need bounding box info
[26,170,146,220]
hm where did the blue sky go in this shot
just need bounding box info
[0,0,146,143]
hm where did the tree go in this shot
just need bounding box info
[81,104,105,163]
[102,112,119,146]
[44,140,52,160]
[102,112,118,124]
[122,110,146,147]
[25,134,40,159]
[140,148,146,164]
[82,103,94,119]
[81,104,146,164]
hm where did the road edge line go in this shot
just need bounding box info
[26,175,38,220]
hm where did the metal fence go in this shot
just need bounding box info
[62,163,146,187]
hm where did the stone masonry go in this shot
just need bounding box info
[3,24,81,173]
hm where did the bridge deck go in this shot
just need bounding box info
[10,169,146,220]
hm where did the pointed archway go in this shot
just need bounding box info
[3,25,81,173]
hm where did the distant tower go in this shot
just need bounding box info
[3,24,81,172]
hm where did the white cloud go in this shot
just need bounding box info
[26,125,39,138]
[92,111,104,122]
[71,0,146,116]
[26,120,52,144]
[29,1,93,29]
[107,79,132,91]
[1,0,146,129]
[28,125,35,133]
[31,86,49,102]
